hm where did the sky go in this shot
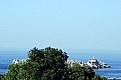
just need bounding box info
[0,0,121,51]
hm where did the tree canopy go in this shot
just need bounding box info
[0,47,107,80]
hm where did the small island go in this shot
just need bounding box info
[87,57,110,69]
[67,57,110,69]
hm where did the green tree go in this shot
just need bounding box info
[6,64,20,80]
[6,47,68,80]
[0,74,5,80]
[92,74,107,80]
[4,47,107,80]
[85,66,95,80]
[67,63,95,80]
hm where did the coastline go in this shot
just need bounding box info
[0,51,121,78]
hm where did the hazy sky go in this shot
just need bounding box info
[0,0,121,51]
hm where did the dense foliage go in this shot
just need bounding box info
[0,47,107,80]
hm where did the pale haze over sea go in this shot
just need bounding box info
[0,0,121,51]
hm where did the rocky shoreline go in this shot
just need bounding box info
[67,57,111,69]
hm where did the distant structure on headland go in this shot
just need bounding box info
[12,59,26,64]
[87,57,110,69]
[12,57,110,69]
[66,60,87,67]
[66,57,110,69]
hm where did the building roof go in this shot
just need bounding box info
[92,57,97,60]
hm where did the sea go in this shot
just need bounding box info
[0,51,121,78]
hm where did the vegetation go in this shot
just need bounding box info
[92,74,107,80]
[0,47,107,80]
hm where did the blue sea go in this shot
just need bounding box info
[0,51,121,78]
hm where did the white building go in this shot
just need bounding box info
[12,59,26,64]
[87,57,110,68]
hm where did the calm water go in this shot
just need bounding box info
[0,51,121,78]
